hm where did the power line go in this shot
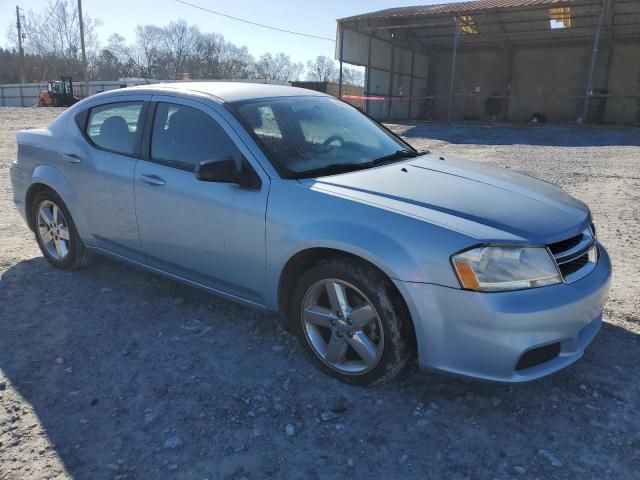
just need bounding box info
[43,0,62,25]
[17,0,62,40]
[172,0,335,42]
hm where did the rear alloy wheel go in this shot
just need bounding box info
[37,200,71,261]
[292,257,412,385]
[32,190,94,270]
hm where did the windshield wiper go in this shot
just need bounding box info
[290,150,422,179]
[292,162,372,179]
[369,149,421,166]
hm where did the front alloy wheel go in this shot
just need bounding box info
[292,257,413,385]
[302,279,384,375]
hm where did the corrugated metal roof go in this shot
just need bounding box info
[339,0,569,22]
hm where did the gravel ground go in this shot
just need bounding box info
[1,107,639,480]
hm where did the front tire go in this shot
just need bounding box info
[32,190,94,270]
[291,257,412,386]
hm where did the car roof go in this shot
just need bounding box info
[125,82,328,103]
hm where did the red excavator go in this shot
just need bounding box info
[37,77,79,107]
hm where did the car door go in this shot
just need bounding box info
[61,95,150,262]
[133,96,270,304]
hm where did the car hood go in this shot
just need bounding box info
[298,155,590,244]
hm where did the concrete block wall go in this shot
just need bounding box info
[507,45,591,122]
[426,42,639,125]
[427,48,512,121]
[604,42,640,124]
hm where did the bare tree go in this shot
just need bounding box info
[7,0,101,79]
[255,53,304,83]
[133,25,165,78]
[3,10,350,86]
[192,32,254,79]
[306,55,338,82]
[343,67,365,87]
[161,20,200,78]
[306,56,365,86]
[92,34,141,80]
[217,44,254,79]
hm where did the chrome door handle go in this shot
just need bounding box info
[63,153,82,164]
[140,174,166,187]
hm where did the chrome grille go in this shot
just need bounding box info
[548,233,583,255]
[548,228,598,283]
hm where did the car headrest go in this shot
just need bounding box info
[99,116,130,148]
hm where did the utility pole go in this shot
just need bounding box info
[16,5,25,83]
[77,0,89,98]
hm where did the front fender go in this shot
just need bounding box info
[264,180,474,311]
[265,220,423,311]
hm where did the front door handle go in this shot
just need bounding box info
[62,153,82,165]
[140,174,166,187]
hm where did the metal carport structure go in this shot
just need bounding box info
[336,0,640,124]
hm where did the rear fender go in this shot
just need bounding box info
[29,164,91,240]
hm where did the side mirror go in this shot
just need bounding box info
[195,158,261,189]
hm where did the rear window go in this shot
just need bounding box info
[86,102,144,155]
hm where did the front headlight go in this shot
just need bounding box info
[452,246,561,292]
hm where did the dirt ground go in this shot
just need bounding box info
[1,107,639,480]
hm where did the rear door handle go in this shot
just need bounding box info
[140,174,166,187]
[63,153,82,164]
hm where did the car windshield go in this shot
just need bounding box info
[232,96,417,178]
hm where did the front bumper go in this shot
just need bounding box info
[395,245,612,382]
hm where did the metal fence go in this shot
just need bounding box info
[0,78,290,107]
[0,80,146,107]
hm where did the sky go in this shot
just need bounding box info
[3,0,441,63]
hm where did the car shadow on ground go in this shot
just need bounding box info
[1,256,639,478]
[393,122,640,147]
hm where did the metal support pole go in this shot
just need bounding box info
[365,35,372,115]
[447,17,460,124]
[16,6,25,84]
[338,29,344,99]
[387,44,395,120]
[408,50,415,119]
[502,47,514,121]
[581,0,607,124]
[77,0,89,98]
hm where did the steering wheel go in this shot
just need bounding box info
[321,135,345,149]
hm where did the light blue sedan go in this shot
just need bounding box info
[10,83,611,385]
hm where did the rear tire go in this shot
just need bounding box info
[32,190,95,270]
[291,257,412,386]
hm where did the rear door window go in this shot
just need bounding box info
[86,102,144,156]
